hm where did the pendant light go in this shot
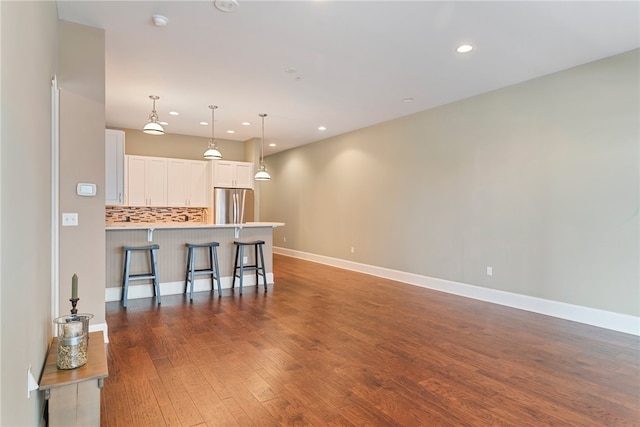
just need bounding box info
[254,113,271,181]
[142,95,164,135]
[203,105,223,160]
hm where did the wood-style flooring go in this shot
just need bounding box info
[102,254,640,426]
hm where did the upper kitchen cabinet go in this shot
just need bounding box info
[167,159,209,207]
[212,160,254,189]
[105,129,125,206]
[127,155,168,207]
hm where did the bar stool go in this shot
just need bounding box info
[121,244,161,308]
[232,240,267,294]
[184,242,222,300]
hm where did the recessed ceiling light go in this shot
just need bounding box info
[456,44,473,53]
[269,143,276,147]
[226,130,235,134]
[285,67,297,74]
[241,122,251,126]
[318,126,326,131]
[169,111,179,116]
[214,0,239,13]
[403,98,414,103]
[200,121,208,126]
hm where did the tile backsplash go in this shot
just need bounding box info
[106,206,207,224]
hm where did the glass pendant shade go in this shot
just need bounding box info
[143,95,164,135]
[203,105,222,160]
[254,113,271,181]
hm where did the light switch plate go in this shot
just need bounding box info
[62,213,78,226]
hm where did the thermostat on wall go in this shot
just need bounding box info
[76,183,97,196]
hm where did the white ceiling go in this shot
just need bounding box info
[56,1,639,156]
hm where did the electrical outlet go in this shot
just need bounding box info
[62,213,78,226]
[283,236,287,242]
[486,266,493,276]
[350,246,355,254]
[243,256,248,263]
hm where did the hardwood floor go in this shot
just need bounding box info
[102,254,639,426]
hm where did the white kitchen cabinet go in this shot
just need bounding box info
[126,155,167,206]
[212,160,254,189]
[187,160,209,206]
[105,129,125,205]
[167,159,209,207]
[166,160,187,207]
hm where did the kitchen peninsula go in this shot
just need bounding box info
[105,222,284,302]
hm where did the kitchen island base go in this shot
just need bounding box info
[106,223,283,303]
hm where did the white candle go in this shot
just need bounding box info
[63,322,83,338]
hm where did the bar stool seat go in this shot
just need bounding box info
[184,242,222,300]
[121,244,161,308]
[232,240,267,294]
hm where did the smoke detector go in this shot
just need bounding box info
[152,15,168,27]
[214,0,239,13]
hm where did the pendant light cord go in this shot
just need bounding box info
[203,105,222,159]
[260,113,267,164]
[254,113,271,180]
[211,105,217,141]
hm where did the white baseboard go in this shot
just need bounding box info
[274,246,640,336]
[88,322,109,343]
[105,273,274,303]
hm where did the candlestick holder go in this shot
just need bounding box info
[70,298,79,315]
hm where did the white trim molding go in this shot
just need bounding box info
[51,76,60,332]
[273,247,640,336]
[89,323,109,343]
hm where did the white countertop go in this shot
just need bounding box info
[106,222,284,231]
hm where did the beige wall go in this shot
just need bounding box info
[1,2,58,425]
[119,127,247,161]
[261,49,640,317]
[58,20,106,330]
[0,15,106,425]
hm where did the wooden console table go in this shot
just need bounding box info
[39,331,108,427]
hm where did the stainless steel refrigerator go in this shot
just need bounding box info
[212,188,254,224]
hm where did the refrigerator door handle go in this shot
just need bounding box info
[233,192,238,224]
